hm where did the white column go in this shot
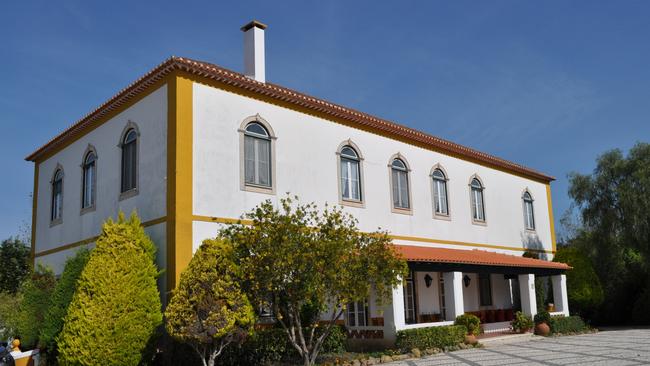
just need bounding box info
[443,271,465,321]
[382,277,405,342]
[518,274,537,317]
[551,274,569,316]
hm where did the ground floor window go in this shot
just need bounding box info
[403,271,417,324]
[479,273,493,306]
[347,300,368,327]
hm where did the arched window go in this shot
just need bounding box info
[121,129,137,193]
[470,178,485,222]
[340,146,362,201]
[432,169,448,215]
[82,151,96,209]
[523,191,535,230]
[244,122,272,187]
[51,169,63,221]
[391,158,410,210]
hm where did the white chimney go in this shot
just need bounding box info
[241,20,267,83]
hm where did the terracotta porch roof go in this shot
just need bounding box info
[394,245,570,270]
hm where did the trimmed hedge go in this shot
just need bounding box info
[454,314,480,335]
[549,315,588,334]
[395,325,466,351]
[220,325,347,365]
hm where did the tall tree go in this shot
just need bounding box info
[165,238,255,366]
[0,237,31,294]
[220,196,408,366]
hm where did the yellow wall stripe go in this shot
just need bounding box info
[546,184,557,253]
[191,214,555,254]
[31,163,39,265]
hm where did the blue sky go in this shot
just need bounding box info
[1,1,649,241]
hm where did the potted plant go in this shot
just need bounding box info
[511,311,534,333]
[533,311,551,336]
[455,314,481,344]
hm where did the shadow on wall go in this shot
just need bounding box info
[520,232,548,261]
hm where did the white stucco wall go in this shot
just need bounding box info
[34,85,168,274]
[191,82,553,255]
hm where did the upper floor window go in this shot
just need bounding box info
[51,168,63,222]
[470,178,485,222]
[121,129,138,193]
[432,168,448,216]
[244,122,272,188]
[523,191,535,230]
[340,146,362,201]
[391,158,410,210]
[82,151,96,209]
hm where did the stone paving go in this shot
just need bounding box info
[388,329,650,366]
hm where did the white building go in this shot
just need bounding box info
[26,21,569,344]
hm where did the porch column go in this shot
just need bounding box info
[518,273,537,317]
[443,271,465,321]
[383,277,405,341]
[551,274,569,316]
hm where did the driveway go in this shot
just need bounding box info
[388,328,650,366]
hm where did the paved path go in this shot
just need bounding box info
[389,329,650,366]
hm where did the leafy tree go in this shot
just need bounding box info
[57,212,162,366]
[165,238,255,366]
[566,142,650,324]
[220,196,408,366]
[0,237,31,294]
[0,291,22,341]
[15,265,57,349]
[553,246,603,319]
[39,248,91,355]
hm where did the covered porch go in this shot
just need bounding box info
[383,245,571,340]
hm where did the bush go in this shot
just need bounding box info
[553,247,604,319]
[39,248,90,354]
[511,311,533,332]
[15,265,56,349]
[549,315,588,334]
[0,291,21,340]
[454,314,481,335]
[319,324,347,354]
[57,212,162,366]
[533,311,551,325]
[395,325,466,351]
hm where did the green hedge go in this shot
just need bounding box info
[549,315,588,334]
[220,325,347,365]
[395,325,466,351]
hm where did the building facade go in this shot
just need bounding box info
[27,21,569,344]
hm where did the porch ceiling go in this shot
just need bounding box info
[394,245,571,276]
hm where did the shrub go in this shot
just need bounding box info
[0,291,21,340]
[395,325,466,351]
[454,314,481,335]
[57,212,162,366]
[319,324,347,354]
[533,311,551,325]
[15,265,57,349]
[549,315,588,334]
[39,248,90,354]
[510,311,533,333]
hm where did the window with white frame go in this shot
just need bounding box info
[346,300,368,327]
[523,191,535,230]
[340,146,362,201]
[391,158,410,210]
[470,178,485,222]
[82,151,96,209]
[121,129,137,193]
[51,169,63,221]
[432,169,448,215]
[244,122,272,187]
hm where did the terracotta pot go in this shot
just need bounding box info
[535,322,550,336]
[496,309,505,322]
[465,334,478,345]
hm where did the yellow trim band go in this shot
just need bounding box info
[191,215,555,254]
[31,163,39,265]
[546,184,557,253]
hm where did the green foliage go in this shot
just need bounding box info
[553,247,604,318]
[549,315,588,334]
[395,325,466,351]
[510,311,533,332]
[318,324,347,354]
[454,314,481,335]
[220,196,408,365]
[533,311,551,325]
[165,238,255,366]
[15,265,56,349]
[565,142,650,324]
[0,291,22,340]
[39,248,90,354]
[57,212,162,366]
[0,237,31,294]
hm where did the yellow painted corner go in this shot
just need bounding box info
[31,163,39,265]
[546,183,557,253]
